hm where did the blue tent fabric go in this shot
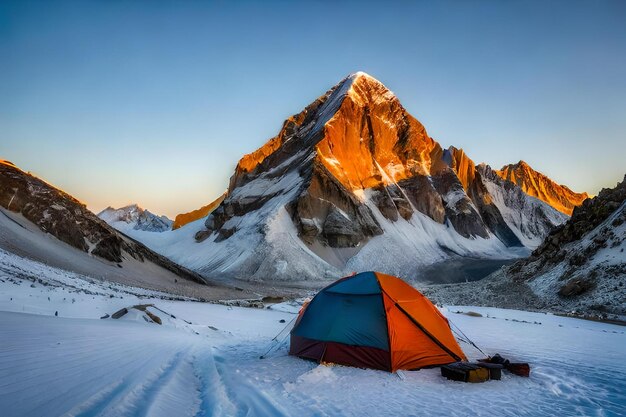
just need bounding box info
[290,271,468,372]
[291,280,389,350]
[324,271,381,295]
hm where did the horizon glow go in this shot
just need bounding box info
[1,0,625,218]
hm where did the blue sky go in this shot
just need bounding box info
[1,0,625,218]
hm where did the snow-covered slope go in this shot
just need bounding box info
[479,165,568,248]
[98,204,173,233]
[136,72,570,282]
[0,159,245,297]
[524,200,626,313]
[505,174,626,315]
[1,247,625,417]
[426,175,626,317]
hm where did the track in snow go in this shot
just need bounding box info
[0,312,295,417]
[1,260,625,417]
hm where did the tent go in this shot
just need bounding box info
[289,271,467,372]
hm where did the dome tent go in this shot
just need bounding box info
[289,271,467,372]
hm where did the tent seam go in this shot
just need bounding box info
[391,299,463,363]
[375,273,393,372]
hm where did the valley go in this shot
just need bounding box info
[414,257,518,285]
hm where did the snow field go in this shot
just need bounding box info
[1,249,625,416]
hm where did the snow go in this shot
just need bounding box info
[126,164,542,284]
[85,79,568,286]
[98,204,172,233]
[525,201,626,313]
[2,250,625,416]
[115,178,532,282]
[344,189,521,279]
[310,74,357,135]
[481,169,567,249]
[348,72,397,104]
[0,210,235,301]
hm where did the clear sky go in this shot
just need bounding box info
[1,0,625,218]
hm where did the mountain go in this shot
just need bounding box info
[147,72,571,282]
[496,161,589,215]
[172,193,226,230]
[98,204,173,232]
[0,159,248,300]
[504,174,625,314]
[424,174,625,317]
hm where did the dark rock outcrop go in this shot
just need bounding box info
[517,174,626,274]
[499,174,626,314]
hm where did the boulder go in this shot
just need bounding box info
[322,206,363,247]
[559,277,595,297]
[111,308,128,319]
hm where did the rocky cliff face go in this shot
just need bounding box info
[172,193,225,230]
[98,204,172,232]
[496,161,589,215]
[501,174,626,315]
[160,72,569,281]
[0,160,205,284]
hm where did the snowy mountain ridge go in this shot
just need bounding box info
[0,160,216,294]
[141,72,574,282]
[506,174,626,315]
[98,204,173,232]
[425,174,626,317]
[496,160,589,215]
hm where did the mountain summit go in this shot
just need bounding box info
[98,204,172,232]
[496,161,589,215]
[149,73,579,281]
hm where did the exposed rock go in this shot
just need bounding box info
[145,73,578,281]
[496,160,589,215]
[525,174,626,269]
[432,168,491,239]
[91,235,125,263]
[297,218,319,244]
[98,204,172,232]
[173,192,226,230]
[288,159,382,248]
[397,175,445,223]
[559,277,596,297]
[111,308,128,319]
[497,174,626,314]
[0,160,207,285]
[215,227,236,242]
[371,184,413,221]
[144,310,162,325]
[262,296,285,303]
[322,206,363,247]
[195,229,212,242]
[372,187,399,221]
[477,165,564,247]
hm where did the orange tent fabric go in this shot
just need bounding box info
[290,271,467,372]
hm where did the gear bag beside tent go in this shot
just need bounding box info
[289,271,467,372]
